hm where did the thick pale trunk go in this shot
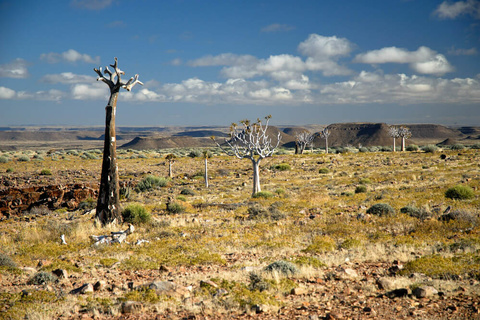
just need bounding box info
[96,90,121,225]
[393,138,396,152]
[168,162,173,178]
[252,159,261,196]
[325,138,329,154]
[401,137,406,151]
[204,157,209,188]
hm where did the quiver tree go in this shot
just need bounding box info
[213,115,281,196]
[94,57,143,226]
[203,150,211,188]
[397,126,412,151]
[165,154,176,178]
[389,126,400,152]
[320,128,330,154]
[295,130,316,154]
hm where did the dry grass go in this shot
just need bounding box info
[1,147,479,318]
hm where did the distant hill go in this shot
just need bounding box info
[119,136,217,150]
[174,130,228,138]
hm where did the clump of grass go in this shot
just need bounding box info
[400,205,430,220]
[252,191,274,199]
[318,168,329,174]
[188,149,203,158]
[124,288,160,304]
[122,203,151,225]
[247,203,285,221]
[0,156,10,163]
[272,163,291,171]
[302,235,336,254]
[17,155,30,162]
[367,203,395,216]
[359,178,372,184]
[400,253,480,280]
[339,238,363,250]
[166,202,186,214]
[291,256,326,268]
[450,144,465,150]
[406,144,419,151]
[78,197,96,211]
[445,185,475,200]
[355,185,367,193]
[264,260,298,276]
[248,272,270,292]
[99,258,119,268]
[6,167,14,173]
[39,169,52,175]
[0,253,18,269]
[27,271,58,285]
[136,175,168,192]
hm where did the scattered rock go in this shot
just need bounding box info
[291,287,307,295]
[386,288,409,298]
[93,280,106,291]
[200,280,218,289]
[326,311,344,319]
[52,268,68,279]
[413,286,438,299]
[70,283,94,294]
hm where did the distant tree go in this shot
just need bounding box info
[93,58,143,226]
[165,154,176,178]
[295,131,316,154]
[212,115,281,196]
[203,150,211,188]
[389,126,400,152]
[397,126,412,152]
[320,128,330,154]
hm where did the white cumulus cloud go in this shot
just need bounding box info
[40,49,100,64]
[0,87,16,99]
[354,46,454,75]
[0,58,29,78]
[433,0,480,19]
[41,72,96,84]
[71,83,108,100]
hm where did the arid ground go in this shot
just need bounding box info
[0,146,479,319]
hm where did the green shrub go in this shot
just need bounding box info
[359,147,369,153]
[272,163,291,171]
[247,203,285,221]
[399,205,430,220]
[17,155,30,162]
[27,271,58,285]
[359,178,372,184]
[188,149,203,158]
[180,188,195,196]
[339,238,363,250]
[450,144,465,150]
[355,185,367,193]
[318,168,329,174]
[471,144,480,150]
[166,202,186,214]
[122,204,151,225]
[39,169,52,175]
[445,185,475,200]
[264,260,298,276]
[366,203,395,216]
[406,144,419,151]
[252,191,274,199]
[302,235,336,253]
[177,195,187,202]
[248,272,270,292]
[0,156,9,163]
[136,175,168,192]
[422,145,438,153]
[291,256,326,268]
[6,168,13,173]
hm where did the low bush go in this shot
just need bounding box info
[252,191,274,199]
[136,175,168,192]
[122,204,151,225]
[180,188,195,196]
[302,235,336,254]
[406,144,419,151]
[248,272,270,292]
[445,185,475,200]
[318,168,329,174]
[272,163,291,171]
[27,271,58,285]
[0,253,18,268]
[188,149,203,158]
[17,155,30,162]
[400,205,430,220]
[78,197,96,211]
[264,260,298,276]
[0,156,9,163]
[367,203,395,216]
[422,145,438,153]
[40,169,52,175]
[450,144,465,150]
[166,202,186,214]
[247,203,285,221]
[355,185,367,193]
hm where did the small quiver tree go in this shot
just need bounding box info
[165,154,176,178]
[295,130,316,154]
[320,128,330,154]
[203,150,211,188]
[94,58,143,226]
[397,126,412,152]
[212,115,281,196]
[389,125,400,152]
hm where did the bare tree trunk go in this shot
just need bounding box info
[252,159,261,196]
[401,137,406,151]
[295,143,299,154]
[96,90,121,225]
[325,138,329,154]
[168,162,173,178]
[204,157,209,188]
[393,138,396,152]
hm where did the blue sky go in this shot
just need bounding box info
[1,0,479,127]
